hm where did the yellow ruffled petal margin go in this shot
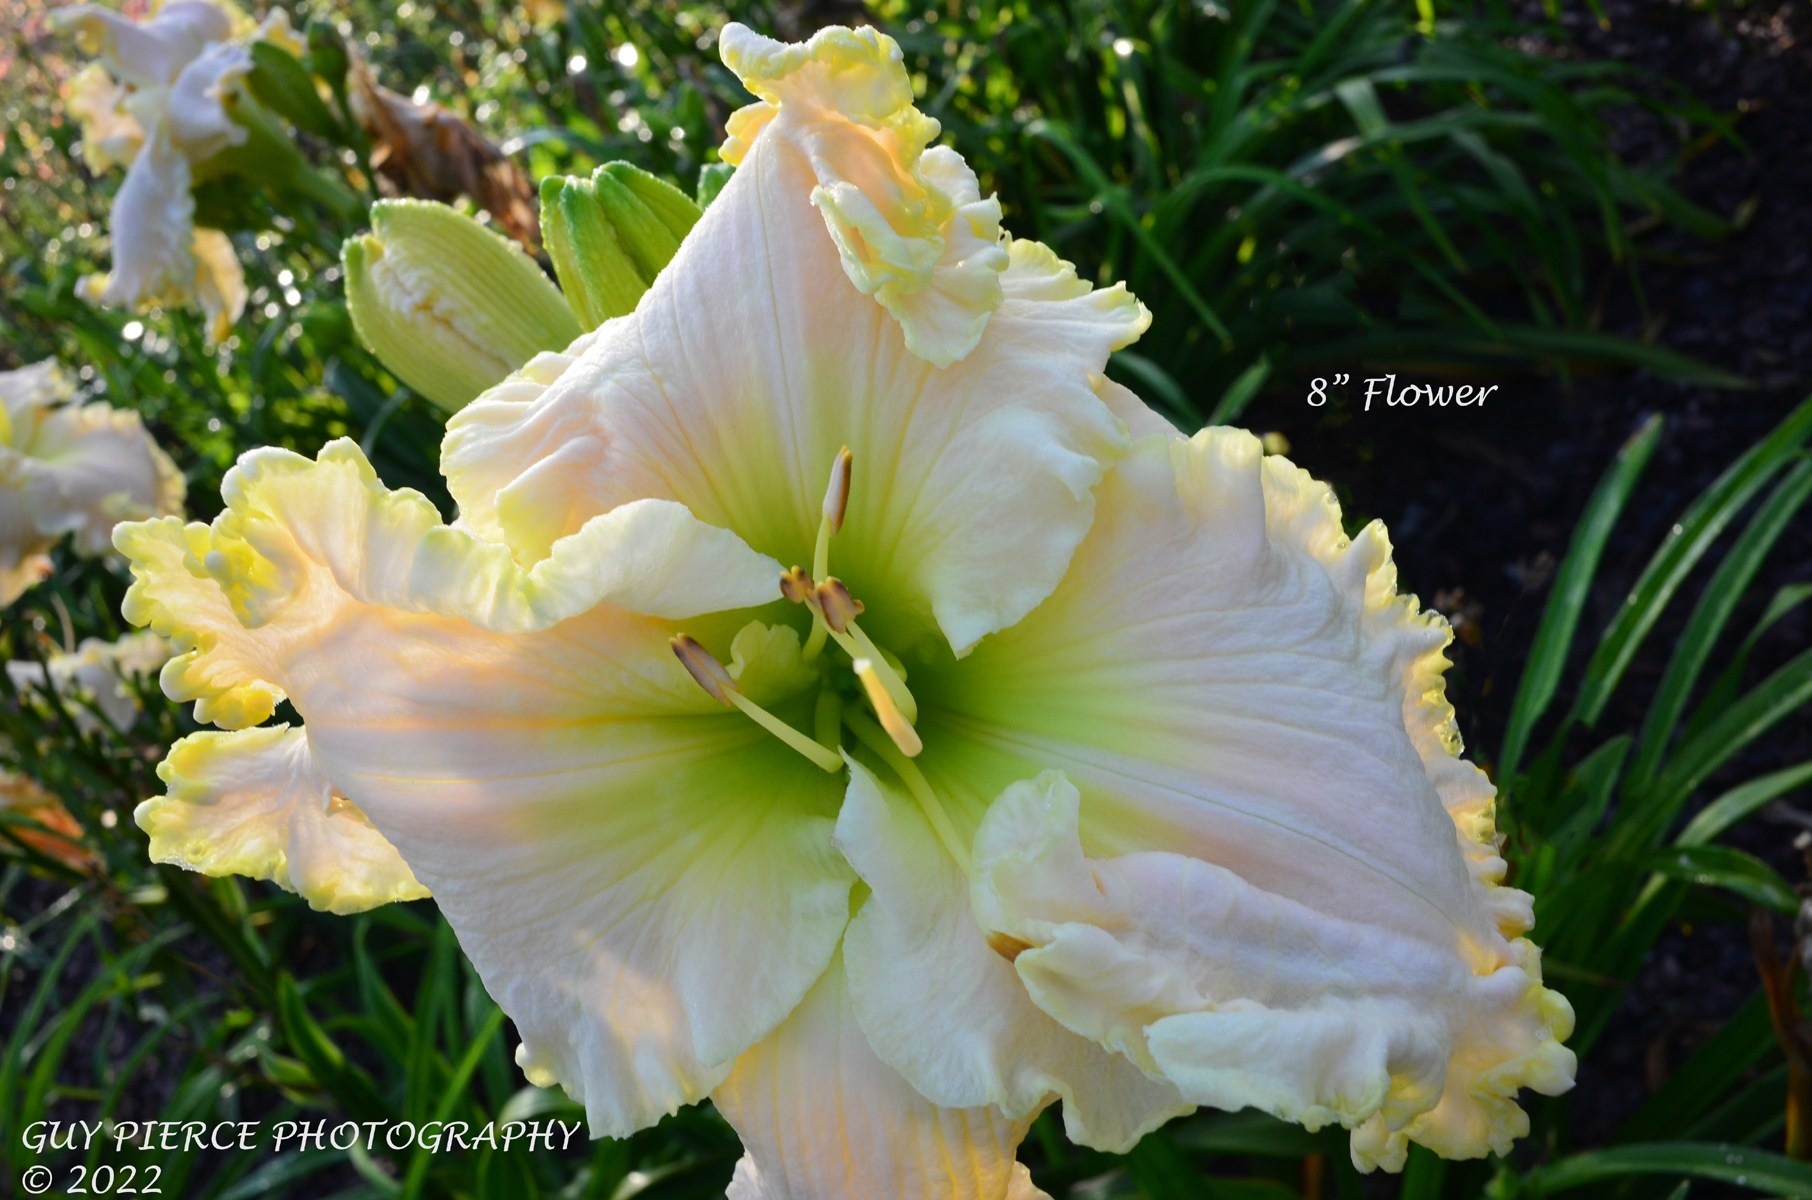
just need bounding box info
[718,22,1008,367]
[1259,447,1574,1167]
[965,429,1573,1172]
[113,437,783,728]
[138,724,428,914]
[1181,434,1575,1169]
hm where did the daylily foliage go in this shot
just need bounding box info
[117,21,1573,1195]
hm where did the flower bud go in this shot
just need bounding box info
[541,162,701,331]
[343,200,581,413]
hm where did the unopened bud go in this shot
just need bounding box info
[541,162,701,331]
[671,634,738,706]
[780,566,815,605]
[343,200,581,412]
[821,446,852,535]
[814,578,864,634]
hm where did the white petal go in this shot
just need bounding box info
[713,945,1047,1200]
[835,760,1189,1152]
[191,228,246,346]
[52,1,231,87]
[99,132,197,312]
[0,360,73,438]
[115,439,853,1136]
[63,64,145,173]
[16,401,186,557]
[164,41,250,160]
[137,724,430,914]
[718,24,1008,367]
[925,432,1574,1168]
[441,149,1145,656]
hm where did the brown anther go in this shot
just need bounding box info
[986,932,1033,963]
[814,577,865,634]
[670,634,738,706]
[822,446,853,535]
[780,565,816,605]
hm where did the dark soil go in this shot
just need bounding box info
[1250,0,1812,1152]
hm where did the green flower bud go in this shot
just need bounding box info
[343,200,581,413]
[541,162,702,331]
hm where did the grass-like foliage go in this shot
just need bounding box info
[0,0,1805,1196]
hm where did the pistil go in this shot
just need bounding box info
[854,657,921,757]
[671,634,843,772]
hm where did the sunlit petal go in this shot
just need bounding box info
[63,64,145,173]
[138,724,429,914]
[116,439,852,1135]
[836,760,1190,1152]
[442,135,1146,657]
[50,1,232,88]
[922,430,1573,1167]
[713,944,1048,1200]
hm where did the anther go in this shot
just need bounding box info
[671,634,735,706]
[986,932,1033,963]
[671,635,843,772]
[855,657,922,757]
[781,565,815,605]
[822,446,853,536]
[813,578,865,634]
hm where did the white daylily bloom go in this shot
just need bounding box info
[8,631,171,735]
[64,64,144,173]
[0,360,186,605]
[54,1,252,344]
[115,22,1572,1194]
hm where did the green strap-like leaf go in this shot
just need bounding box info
[1626,457,1812,794]
[1529,1143,1812,1197]
[1676,759,1812,849]
[1571,396,1812,729]
[1499,414,1662,785]
[1634,844,1798,913]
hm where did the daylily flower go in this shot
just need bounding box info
[0,360,184,606]
[116,22,1572,1194]
[54,0,256,344]
[8,631,171,736]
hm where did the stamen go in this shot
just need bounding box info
[812,578,865,633]
[671,635,843,772]
[805,448,852,659]
[671,633,735,705]
[822,446,853,535]
[844,709,971,875]
[781,565,815,605]
[855,657,922,757]
[985,932,1033,963]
